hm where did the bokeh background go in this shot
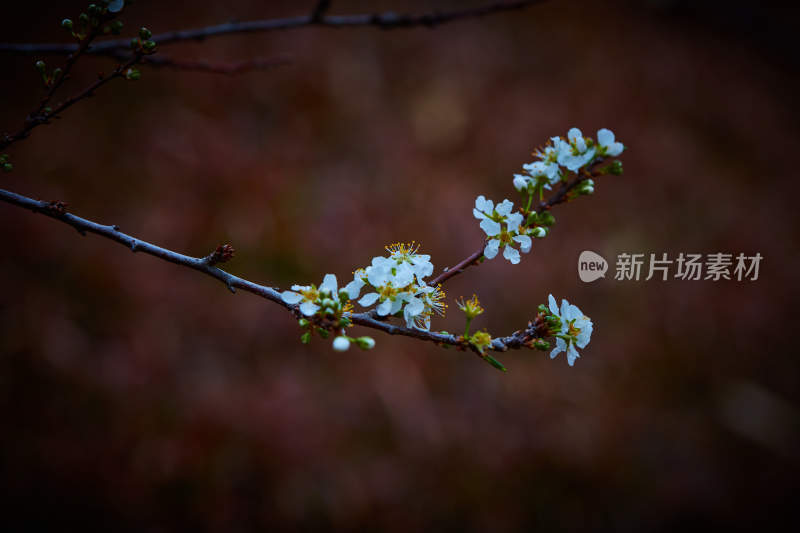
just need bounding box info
[1,0,799,530]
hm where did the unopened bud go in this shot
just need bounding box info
[537,212,555,226]
[61,18,73,30]
[298,318,309,328]
[124,68,141,80]
[34,60,46,73]
[332,336,350,352]
[533,339,550,351]
[139,27,152,40]
[531,227,546,238]
[609,160,623,175]
[355,336,375,350]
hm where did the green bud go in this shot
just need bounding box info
[526,212,538,226]
[142,40,157,52]
[338,288,350,302]
[531,226,546,238]
[52,68,62,80]
[2,163,13,173]
[609,160,623,175]
[124,68,141,80]
[355,336,376,350]
[34,60,46,73]
[300,331,311,344]
[61,18,73,30]
[321,298,335,309]
[537,304,549,314]
[546,315,560,327]
[533,339,550,351]
[537,212,555,226]
[78,13,89,24]
[130,38,139,50]
[138,27,152,40]
[317,328,330,339]
[298,318,309,328]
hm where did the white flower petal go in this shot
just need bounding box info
[299,301,319,316]
[319,273,338,295]
[358,292,380,307]
[503,245,521,264]
[496,199,514,216]
[550,337,566,359]
[484,239,500,259]
[376,299,393,316]
[344,278,365,300]
[480,218,502,237]
[281,291,303,305]
[506,212,523,231]
[567,127,582,142]
[513,234,532,253]
[597,128,614,146]
[567,344,580,366]
[548,294,558,315]
[607,142,624,156]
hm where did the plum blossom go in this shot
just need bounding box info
[547,294,593,366]
[474,196,532,264]
[556,127,596,171]
[597,128,624,157]
[281,273,339,316]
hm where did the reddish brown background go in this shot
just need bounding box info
[1,1,799,530]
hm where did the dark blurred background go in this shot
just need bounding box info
[1,0,799,530]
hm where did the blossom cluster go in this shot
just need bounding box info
[477,127,625,265]
[344,242,446,330]
[546,294,594,366]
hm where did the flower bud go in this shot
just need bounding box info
[609,160,623,175]
[110,20,124,34]
[332,336,351,352]
[61,18,73,30]
[124,68,141,80]
[531,227,546,238]
[300,331,311,344]
[317,328,330,339]
[321,298,335,309]
[537,212,555,226]
[297,318,309,327]
[78,13,89,25]
[355,336,375,350]
[139,27,152,40]
[533,339,550,351]
[34,60,46,73]
[513,175,528,192]
[142,40,157,52]
[2,163,13,173]
[338,288,350,302]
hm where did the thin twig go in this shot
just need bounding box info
[0,187,546,354]
[1,54,142,151]
[0,1,546,56]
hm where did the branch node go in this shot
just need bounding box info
[205,243,235,266]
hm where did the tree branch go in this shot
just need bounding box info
[0,187,548,355]
[0,1,546,56]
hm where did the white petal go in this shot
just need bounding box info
[281,291,303,305]
[358,292,380,307]
[550,337,566,359]
[607,142,624,156]
[513,234,532,253]
[513,175,529,191]
[597,128,614,146]
[496,199,514,216]
[299,301,319,316]
[506,212,523,231]
[548,294,559,315]
[319,273,338,295]
[484,239,499,259]
[405,297,424,316]
[376,299,393,316]
[503,245,521,264]
[567,127,582,142]
[290,284,309,292]
[567,344,580,366]
[344,279,364,300]
[480,218,502,237]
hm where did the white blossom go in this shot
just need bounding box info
[597,128,624,157]
[475,196,531,264]
[547,294,593,366]
[281,273,339,316]
[556,127,596,171]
